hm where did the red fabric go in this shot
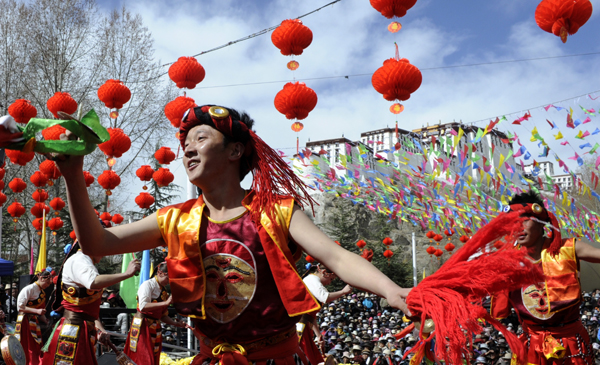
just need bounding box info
[18,315,42,365]
[41,318,98,365]
[124,318,160,365]
[520,321,594,365]
[298,325,323,365]
[404,207,546,365]
[192,332,308,365]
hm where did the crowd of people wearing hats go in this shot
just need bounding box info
[316,290,600,365]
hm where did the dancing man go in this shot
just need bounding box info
[300,263,352,364]
[16,271,52,365]
[41,240,140,365]
[491,191,600,364]
[124,262,188,364]
[53,105,411,365]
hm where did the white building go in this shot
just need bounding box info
[524,161,554,177]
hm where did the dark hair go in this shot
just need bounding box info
[302,263,319,278]
[508,190,544,207]
[189,105,255,181]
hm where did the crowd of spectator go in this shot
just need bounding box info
[316,290,600,365]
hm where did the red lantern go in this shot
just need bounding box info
[360,249,374,262]
[433,234,443,242]
[8,99,37,124]
[112,214,124,224]
[32,218,46,231]
[0,168,5,180]
[356,239,367,250]
[7,202,26,218]
[459,235,469,243]
[464,227,472,234]
[136,165,155,182]
[32,190,49,203]
[271,19,313,56]
[41,125,67,141]
[31,203,50,218]
[48,217,64,231]
[8,178,27,193]
[47,92,77,118]
[69,230,77,240]
[0,192,7,207]
[274,82,317,120]
[425,230,435,239]
[83,171,95,187]
[164,96,197,128]
[383,249,394,258]
[370,0,417,18]
[5,150,34,166]
[39,160,62,179]
[444,229,453,237]
[135,192,155,209]
[155,147,176,165]
[30,171,48,188]
[98,128,131,158]
[445,243,455,252]
[97,170,121,193]
[168,57,206,89]
[153,168,174,187]
[535,0,592,43]
[97,79,131,109]
[426,246,436,255]
[50,197,65,212]
[0,181,4,191]
[291,122,304,132]
[99,212,112,221]
[382,237,393,246]
[305,255,315,263]
[434,249,443,258]
[372,57,422,102]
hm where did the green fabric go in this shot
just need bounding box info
[7,109,109,155]
[41,320,61,352]
[120,253,140,309]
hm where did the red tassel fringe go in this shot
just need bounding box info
[405,208,545,365]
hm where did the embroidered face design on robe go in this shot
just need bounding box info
[202,239,257,323]
[522,283,554,320]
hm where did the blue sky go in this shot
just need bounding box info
[97,0,600,203]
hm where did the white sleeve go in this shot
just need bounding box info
[137,279,153,311]
[16,285,36,311]
[70,255,100,289]
[303,275,329,304]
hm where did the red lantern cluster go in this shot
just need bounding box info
[112,214,124,224]
[370,0,417,19]
[382,237,393,246]
[135,192,155,209]
[168,57,206,89]
[535,0,592,43]
[99,128,131,159]
[155,147,176,165]
[40,160,62,180]
[97,79,131,109]
[372,58,422,102]
[356,239,367,251]
[97,170,121,195]
[47,92,77,118]
[271,19,313,56]
[153,168,174,187]
[5,150,34,166]
[83,171,95,187]
[274,82,318,120]
[164,96,197,128]
[8,99,37,124]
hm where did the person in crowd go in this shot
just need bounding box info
[5,284,17,322]
[300,263,352,365]
[124,262,188,365]
[491,190,600,365]
[53,104,411,365]
[41,240,140,365]
[16,271,52,365]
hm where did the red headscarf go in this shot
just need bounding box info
[178,105,316,222]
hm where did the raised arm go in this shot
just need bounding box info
[576,240,600,263]
[55,154,164,256]
[289,207,411,313]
